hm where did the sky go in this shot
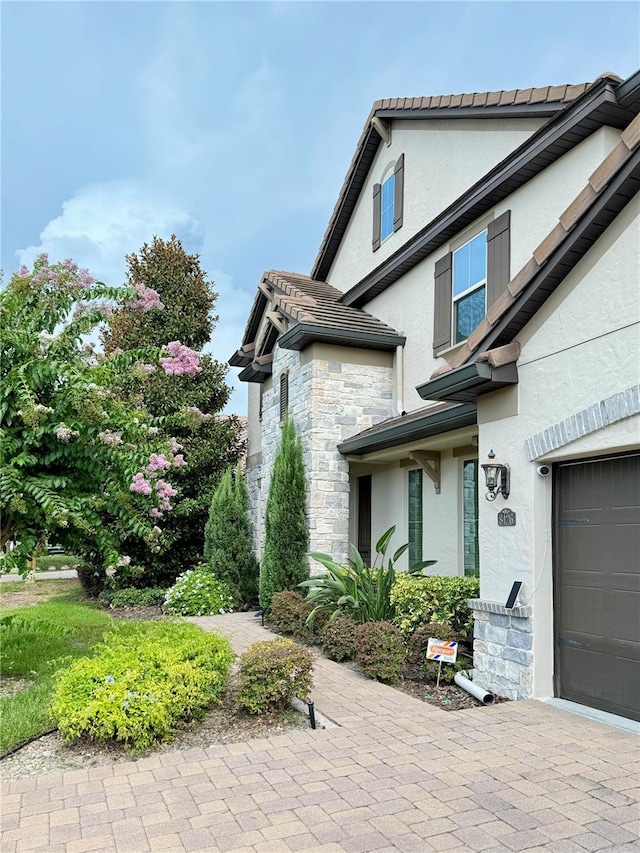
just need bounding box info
[2,1,639,414]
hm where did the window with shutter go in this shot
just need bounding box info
[432,211,511,355]
[373,155,405,251]
[279,373,289,422]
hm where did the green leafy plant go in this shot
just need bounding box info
[237,639,313,714]
[51,622,234,751]
[390,574,479,637]
[259,418,308,611]
[0,255,184,576]
[106,587,167,608]
[301,526,436,625]
[353,621,405,683]
[405,623,457,675]
[163,567,234,617]
[320,615,357,662]
[268,591,315,641]
[204,465,259,607]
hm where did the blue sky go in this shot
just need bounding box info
[2,1,638,413]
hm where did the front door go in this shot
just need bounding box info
[554,453,640,721]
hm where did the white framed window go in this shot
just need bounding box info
[452,230,487,344]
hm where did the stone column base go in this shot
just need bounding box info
[468,599,533,701]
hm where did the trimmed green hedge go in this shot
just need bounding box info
[52,622,234,751]
[390,574,479,637]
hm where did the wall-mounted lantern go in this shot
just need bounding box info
[481,450,510,501]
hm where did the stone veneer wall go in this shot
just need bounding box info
[249,343,395,570]
[468,599,534,700]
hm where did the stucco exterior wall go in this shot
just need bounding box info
[326,118,545,294]
[474,194,640,700]
[354,127,623,415]
[349,449,476,575]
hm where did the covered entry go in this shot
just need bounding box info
[554,453,640,722]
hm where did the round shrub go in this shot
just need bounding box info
[321,615,357,662]
[390,574,479,637]
[269,591,313,639]
[52,622,234,751]
[354,621,405,683]
[163,567,234,617]
[405,622,457,670]
[237,639,313,714]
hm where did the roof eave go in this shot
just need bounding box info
[238,362,272,384]
[374,102,567,121]
[337,402,477,456]
[340,79,630,308]
[278,323,406,352]
[416,362,518,403]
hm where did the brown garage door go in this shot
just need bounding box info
[555,453,640,722]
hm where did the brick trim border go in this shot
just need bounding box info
[525,384,640,461]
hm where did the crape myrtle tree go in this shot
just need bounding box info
[0,256,190,576]
[259,417,309,611]
[204,464,259,608]
[102,236,244,586]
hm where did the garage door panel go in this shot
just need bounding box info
[555,453,640,723]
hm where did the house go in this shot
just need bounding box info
[230,71,640,722]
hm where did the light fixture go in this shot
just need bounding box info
[481,450,510,501]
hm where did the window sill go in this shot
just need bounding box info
[436,340,468,359]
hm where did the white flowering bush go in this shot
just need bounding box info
[163,566,235,616]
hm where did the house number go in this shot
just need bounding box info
[498,508,517,527]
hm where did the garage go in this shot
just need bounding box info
[554,452,640,722]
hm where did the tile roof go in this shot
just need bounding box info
[430,110,640,380]
[311,76,622,282]
[262,270,403,341]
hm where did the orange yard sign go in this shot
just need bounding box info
[426,638,458,663]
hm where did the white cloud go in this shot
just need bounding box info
[15,180,249,415]
[16,181,204,286]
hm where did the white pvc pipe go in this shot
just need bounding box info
[454,672,495,705]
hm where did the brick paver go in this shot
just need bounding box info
[2,613,639,852]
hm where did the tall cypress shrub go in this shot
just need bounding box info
[260,418,308,611]
[204,465,258,607]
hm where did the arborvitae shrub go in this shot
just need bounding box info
[354,621,405,683]
[259,418,308,611]
[321,615,357,662]
[205,465,259,607]
[237,639,313,714]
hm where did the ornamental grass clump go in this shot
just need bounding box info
[237,639,313,714]
[163,567,234,616]
[354,621,405,683]
[51,622,234,751]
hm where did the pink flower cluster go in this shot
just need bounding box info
[98,430,123,446]
[160,342,201,377]
[169,438,183,454]
[147,453,171,473]
[173,454,186,467]
[140,363,155,374]
[130,473,152,495]
[126,283,164,312]
[55,423,76,442]
[156,479,177,512]
[186,406,212,420]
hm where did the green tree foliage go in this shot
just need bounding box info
[259,418,308,611]
[102,234,217,352]
[0,257,176,575]
[204,465,259,607]
[101,236,244,586]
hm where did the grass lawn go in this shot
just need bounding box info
[0,588,140,755]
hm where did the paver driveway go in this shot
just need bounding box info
[2,612,639,852]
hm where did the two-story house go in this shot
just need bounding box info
[230,70,640,723]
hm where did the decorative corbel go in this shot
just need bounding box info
[371,116,392,147]
[410,450,441,494]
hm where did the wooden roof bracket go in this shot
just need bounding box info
[266,311,287,335]
[371,116,392,147]
[410,450,441,494]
